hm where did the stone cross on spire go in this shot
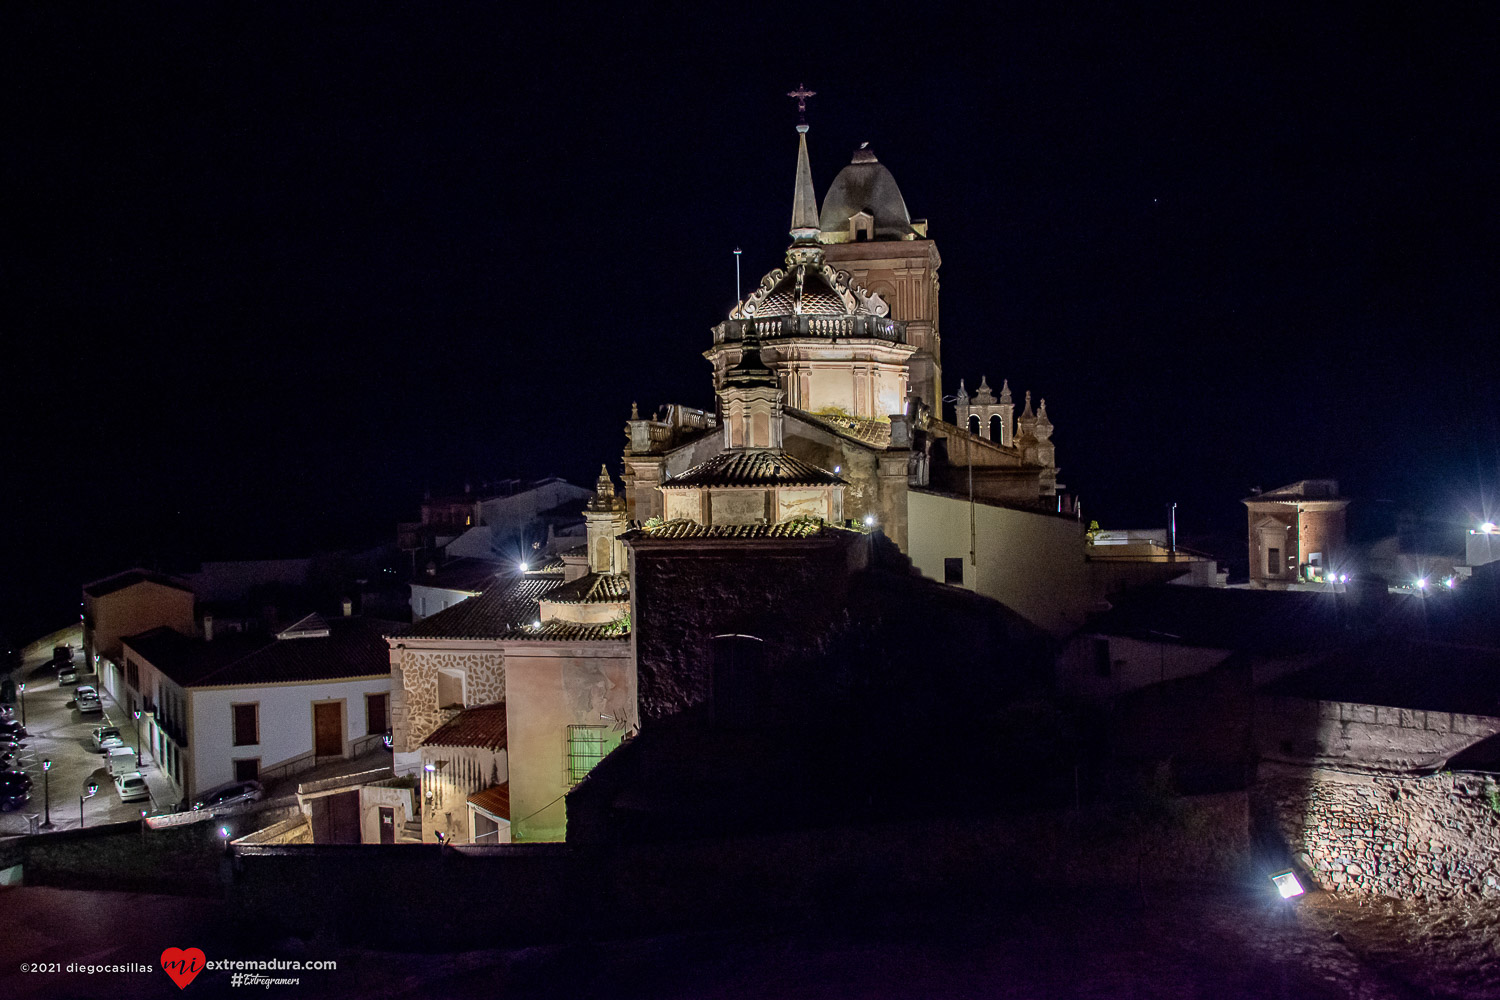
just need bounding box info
[787,83,816,125]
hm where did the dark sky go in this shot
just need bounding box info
[5,3,1497,641]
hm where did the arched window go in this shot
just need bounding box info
[990,413,1003,441]
[968,414,980,436]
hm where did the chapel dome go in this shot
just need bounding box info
[818,146,916,241]
[752,266,850,317]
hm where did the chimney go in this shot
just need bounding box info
[342,598,353,617]
[203,615,214,642]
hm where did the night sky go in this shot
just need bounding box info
[6,4,1497,641]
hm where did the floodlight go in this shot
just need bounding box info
[519,562,529,572]
[1481,522,1497,534]
[1270,869,1305,899]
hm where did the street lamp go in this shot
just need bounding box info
[17,682,25,727]
[41,758,52,829]
[80,779,98,828]
[132,710,142,767]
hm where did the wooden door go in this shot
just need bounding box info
[378,806,395,845]
[314,702,343,757]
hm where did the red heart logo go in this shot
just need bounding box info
[160,947,207,989]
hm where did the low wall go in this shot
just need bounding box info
[225,792,1248,949]
[1257,762,1500,899]
[17,818,229,896]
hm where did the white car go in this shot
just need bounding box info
[57,665,79,685]
[75,686,103,714]
[114,771,150,803]
[91,726,125,753]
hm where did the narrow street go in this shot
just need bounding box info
[1,627,179,835]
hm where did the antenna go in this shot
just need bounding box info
[734,247,742,303]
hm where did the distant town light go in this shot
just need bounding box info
[218,825,231,839]
[1444,577,1456,589]
[1481,522,1497,534]
[1338,573,1348,584]
[1270,869,1305,899]
[519,562,529,572]
[1415,578,1428,590]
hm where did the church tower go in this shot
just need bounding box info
[819,145,943,411]
[707,119,916,422]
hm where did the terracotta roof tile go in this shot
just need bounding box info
[402,576,560,639]
[661,450,842,489]
[633,518,832,540]
[422,703,507,750]
[789,408,894,448]
[542,572,630,604]
[467,782,511,820]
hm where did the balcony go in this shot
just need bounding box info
[714,315,906,344]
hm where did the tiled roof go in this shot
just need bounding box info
[125,617,400,688]
[661,450,843,489]
[402,576,562,640]
[1245,480,1345,503]
[559,544,588,558]
[493,620,629,642]
[422,703,508,750]
[467,782,511,820]
[542,573,630,604]
[633,518,831,540]
[789,408,894,448]
[84,569,194,598]
[522,555,566,574]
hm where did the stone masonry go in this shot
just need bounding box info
[1259,762,1500,899]
[395,649,505,752]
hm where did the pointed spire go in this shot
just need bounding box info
[956,378,968,402]
[1021,391,1033,418]
[999,379,1012,405]
[596,464,615,498]
[790,124,820,244]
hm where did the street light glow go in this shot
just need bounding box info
[1482,522,1497,534]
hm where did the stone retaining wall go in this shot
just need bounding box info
[1257,763,1500,899]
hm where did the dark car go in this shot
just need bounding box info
[0,720,27,740]
[0,786,27,811]
[191,780,264,812]
[0,770,33,792]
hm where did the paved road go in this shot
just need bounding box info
[1,629,177,835]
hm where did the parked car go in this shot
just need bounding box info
[192,780,264,812]
[114,771,150,803]
[75,686,102,714]
[0,738,22,757]
[57,665,79,685]
[0,784,27,812]
[54,645,73,664]
[0,719,27,739]
[91,726,125,752]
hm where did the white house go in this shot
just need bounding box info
[121,613,400,806]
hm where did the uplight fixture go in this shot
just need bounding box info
[1270,869,1305,899]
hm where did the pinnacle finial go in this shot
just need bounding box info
[630,401,639,420]
[1000,379,1012,405]
[790,121,820,243]
[1022,391,1033,418]
[595,464,615,497]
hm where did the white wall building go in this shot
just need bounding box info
[122,612,399,805]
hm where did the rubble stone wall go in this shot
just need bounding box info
[1258,763,1500,899]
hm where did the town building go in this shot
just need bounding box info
[1244,480,1350,588]
[386,468,632,844]
[83,568,196,708]
[120,611,398,806]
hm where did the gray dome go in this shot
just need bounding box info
[818,147,915,240]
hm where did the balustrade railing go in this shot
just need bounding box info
[714,315,905,344]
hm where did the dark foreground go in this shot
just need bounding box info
[2,883,1496,999]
